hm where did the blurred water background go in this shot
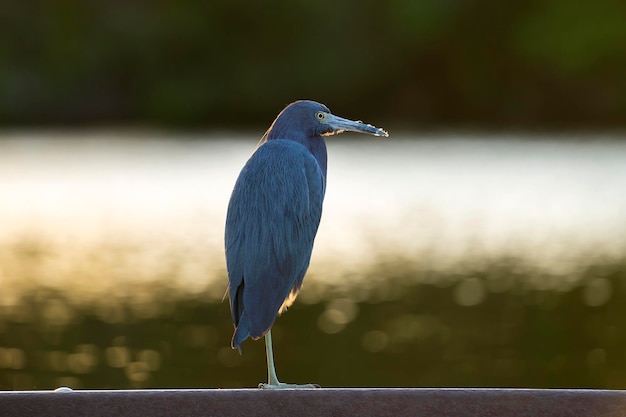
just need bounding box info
[1,133,625,389]
[2,0,626,390]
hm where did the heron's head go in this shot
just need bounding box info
[264,100,388,142]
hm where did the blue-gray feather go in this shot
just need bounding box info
[225,101,329,349]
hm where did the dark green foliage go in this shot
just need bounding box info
[1,0,625,128]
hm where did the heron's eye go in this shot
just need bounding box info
[315,112,326,121]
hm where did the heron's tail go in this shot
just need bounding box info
[231,315,252,351]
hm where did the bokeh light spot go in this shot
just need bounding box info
[105,346,130,368]
[137,349,161,371]
[0,347,26,369]
[317,298,360,334]
[453,278,486,306]
[582,278,612,306]
[362,330,389,353]
[387,314,436,343]
[126,361,150,382]
[182,325,216,348]
[67,352,96,374]
[327,298,359,322]
[317,309,348,334]
[42,299,73,326]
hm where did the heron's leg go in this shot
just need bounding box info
[258,329,320,389]
[265,329,280,386]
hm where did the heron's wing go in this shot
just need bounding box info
[225,140,325,348]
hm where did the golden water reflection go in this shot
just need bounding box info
[1,132,626,389]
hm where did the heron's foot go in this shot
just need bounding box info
[258,382,320,389]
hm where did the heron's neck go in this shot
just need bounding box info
[265,131,327,181]
[307,136,327,181]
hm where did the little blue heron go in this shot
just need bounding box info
[225,100,388,388]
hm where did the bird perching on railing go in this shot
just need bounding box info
[225,100,388,388]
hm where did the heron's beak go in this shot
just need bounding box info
[325,114,389,137]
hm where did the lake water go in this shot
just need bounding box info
[2,131,626,390]
[1,132,625,295]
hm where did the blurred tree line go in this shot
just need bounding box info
[1,0,625,129]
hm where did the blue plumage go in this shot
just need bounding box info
[226,139,325,348]
[224,100,387,387]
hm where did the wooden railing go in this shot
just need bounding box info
[2,388,626,417]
